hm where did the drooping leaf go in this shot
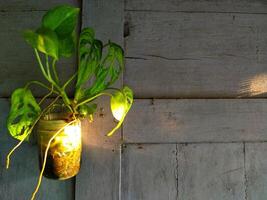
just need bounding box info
[108,86,133,136]
[111,86,133,121]
[42,5,79,37]
[23,27,59,59]
[7,88,41,141]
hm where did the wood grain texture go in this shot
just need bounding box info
[121,144,177,200]
[124,11,267,98]
[0,11,76,97]
[126,0,267,13]
[0,0,78,11]
[75,98,121,200]
[0,99,74,200]
[245,143,267,199]
[82,0,123,43]
[178,143,245,200]
[75,1,124,199]
[124,99,267,143]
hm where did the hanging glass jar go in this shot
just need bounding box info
[37,113,82,180]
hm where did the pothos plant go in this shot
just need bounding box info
[5,4,133,200]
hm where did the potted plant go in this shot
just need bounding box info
[5,4,133,200]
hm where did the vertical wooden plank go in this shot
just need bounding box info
[0,99,74,200]
[75,2,123,199]
[178,143,246,200]
[121,144,177,200]
[76,99,121,199]
[245,143,267,199]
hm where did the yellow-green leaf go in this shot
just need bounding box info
[7,88,41,141]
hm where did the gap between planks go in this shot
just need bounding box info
[124,9,267,15]
[123,141,267,145]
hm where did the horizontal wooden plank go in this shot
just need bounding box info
[0,11,76,97]
[0,0,78,11]
[245,143,267,199]
[124,99,267,143]
[121,144,177,200]
[124,11,267,98]
[126,0,267,13]
[0,99,74,200]
[178,143,245,199]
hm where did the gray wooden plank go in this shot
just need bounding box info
[121,144,177,200]
[245,143,267,199]
[75,0,124,199]
[126,0,267,13]
[178,143,245,200]
[125,11,267,98]
[82,0,123,43]
[124,99,267,143]
[75,98,121,200]
[0,11,76,97]
[0,99,74,200]
[0,0,78,11]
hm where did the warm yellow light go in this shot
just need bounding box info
[112,106,126,121]
[241,74,267,96]
[58,124,81,150]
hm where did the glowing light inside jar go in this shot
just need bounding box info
[61,124,81,150]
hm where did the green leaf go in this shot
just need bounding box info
[23,27,59,59]
[75,28,103,101]
[58,35,75,58]
[111,86,133,121]
[102,42,124,85]
[77,103,97,118]
[82,42,124,98]
[7,88,41,141]
[42,5,79,37]
[108,86,133,136]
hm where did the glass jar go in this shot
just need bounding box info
[37,113,82,180]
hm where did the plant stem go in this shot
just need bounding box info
[75,92,112,109]
[52,58,60,84]
[30,120,78,200]
[38,85,54,105]
[45,55,51,79]
[34,49,72,109]
[63,72,77,89]
[34,49,50,81]
[25,81,59,94]
[5,134,27,169]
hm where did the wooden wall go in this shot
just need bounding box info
[1,0,267,199]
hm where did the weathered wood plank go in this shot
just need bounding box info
[82,0,123,43]
[126,0,267,13]
[125,11,267,98]
[0,99,74,200]
[124,99,267,143]
[75,0,124,199]
[0,11,76,97]
[121,144,177,200]
[0,0,78,11]
[245,143,267,199]
[178,143,245,199]
[75,98,121,200]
